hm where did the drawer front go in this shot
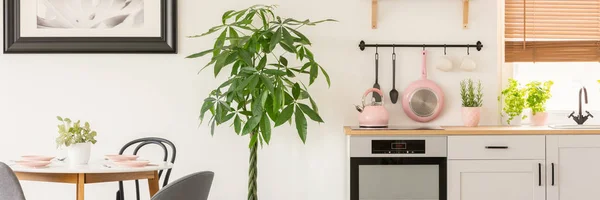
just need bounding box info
[448,136,545,160]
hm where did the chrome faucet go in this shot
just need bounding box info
[569,87,594,125]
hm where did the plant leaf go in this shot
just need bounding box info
[281,28,295,48]
[222,10,235,24]
[309,63,319,85]
[237,74,258,91]
[269,28,282,51]
[275,104,294,126]
[287,28,311,45]
[260,113,272,144]
[260,74,274,92]
[213,30,228,57]
[257,56,267,70]
[200,98,216,121]
[294,105,308,143]
[242,115,262,135]
[292,83,301,99]
[186,49,214,58]
[319,65,331,87]
[234,115,242,135]
[279,56,288,67]
[298,103,324,123]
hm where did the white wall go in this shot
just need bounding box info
[0,0,499,199]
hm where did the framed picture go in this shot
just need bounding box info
[4,0,177,53]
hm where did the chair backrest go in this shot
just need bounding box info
[0,162,26,200]
[116,137,176,200]
[151,171,214,200]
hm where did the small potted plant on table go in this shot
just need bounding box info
[460,79,483,127]
[501,79,527,125]
[56,116,98,166]
[525,80,554,126]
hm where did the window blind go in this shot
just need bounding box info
[505,0,600,62]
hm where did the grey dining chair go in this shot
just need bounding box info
[0,162,26,200]
[151,171,214,200]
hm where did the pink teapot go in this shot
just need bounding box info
[355,88,389,128]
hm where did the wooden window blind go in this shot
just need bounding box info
[505,0,600,62]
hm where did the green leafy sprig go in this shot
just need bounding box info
[56,116,98,148]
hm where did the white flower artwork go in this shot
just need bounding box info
[37,0,144,29]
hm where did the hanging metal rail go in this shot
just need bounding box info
[359,40,483,51]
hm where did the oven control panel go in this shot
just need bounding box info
[371,140,425,154]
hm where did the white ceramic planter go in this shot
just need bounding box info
[531,112,549,126]
[68,142,91,166]
[462,107,481,127]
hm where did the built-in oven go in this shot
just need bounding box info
[350,136,447,200]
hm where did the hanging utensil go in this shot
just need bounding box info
[372,46,382,102]
[389,46,399,104]
[402,50,445,123]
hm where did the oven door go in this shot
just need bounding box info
[350,157,447,200]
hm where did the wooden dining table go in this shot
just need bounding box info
[10,161,173,200]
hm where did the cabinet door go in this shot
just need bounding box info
[547,135,600,200]
[448,160,545,200]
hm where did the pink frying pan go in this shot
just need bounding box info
[402,50,445,122]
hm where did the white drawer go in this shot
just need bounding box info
[448,136,545,160]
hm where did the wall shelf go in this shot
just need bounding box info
[370,0,471,29]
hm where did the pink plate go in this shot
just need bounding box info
[15,160,51,168]
[105,155,139,162]
[114,160,150,168]
[21,155,55,161]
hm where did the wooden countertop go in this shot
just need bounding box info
[344,126,600,135]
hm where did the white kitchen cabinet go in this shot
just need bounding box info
[546,135,600,200]
[448,160,546,200]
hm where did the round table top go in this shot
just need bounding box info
[9,160,173,174]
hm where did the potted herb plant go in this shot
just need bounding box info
[525,80,554,126]
[460,79,483,127]
[56,116,98,166]
[500,79,527,125]
[187,5,334,200]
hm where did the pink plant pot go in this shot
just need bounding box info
[531,112,549,126]
[462,107,481,127]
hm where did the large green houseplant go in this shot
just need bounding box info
[187,5,334,200]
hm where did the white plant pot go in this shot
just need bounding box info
[68,142,91,166]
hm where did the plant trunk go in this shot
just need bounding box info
[248,133,258,200]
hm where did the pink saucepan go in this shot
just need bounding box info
[402,50,445,122]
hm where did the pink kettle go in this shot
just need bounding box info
[356,88,390,128]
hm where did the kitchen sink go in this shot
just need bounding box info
[549,124,600,129]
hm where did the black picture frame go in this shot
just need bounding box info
[3,0,177,53]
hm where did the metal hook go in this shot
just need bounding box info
[467,46,470,55]
[444,44,447,55]
[422,44,426,51]
[376,45,379,54]
[392,45,396,59]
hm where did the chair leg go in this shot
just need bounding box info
[116,191,121,200]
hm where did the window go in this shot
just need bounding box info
[505,0,600,116]
[513,62,600,112]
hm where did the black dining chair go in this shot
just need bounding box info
[115,137,176,200]
[151,171,214,200]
